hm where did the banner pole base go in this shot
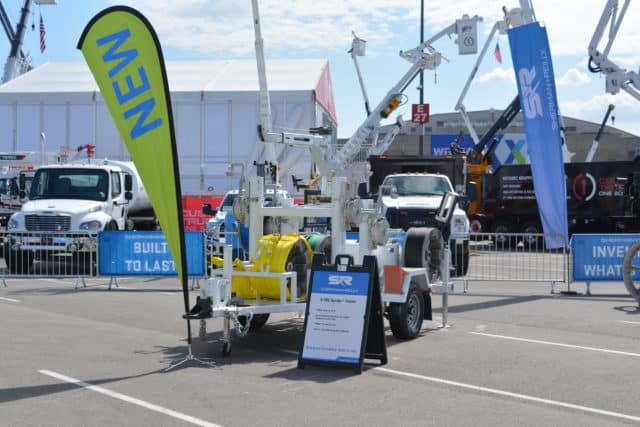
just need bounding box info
[164,344,216,371]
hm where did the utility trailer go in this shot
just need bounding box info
[190,176,453,356]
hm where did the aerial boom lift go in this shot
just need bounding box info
[455,0,572,163]
[335,15,482,174]
[588,0,639,102]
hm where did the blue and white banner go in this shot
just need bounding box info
[98,231,205,277]
[571,234,640,281]
[508,23,568,249]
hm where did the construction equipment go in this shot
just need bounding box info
[1,0,57,84]
[188,1,484,354]
[585,104,615,162]
[588,0,639,101]
[455,0,573,164]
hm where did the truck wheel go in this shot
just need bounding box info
[403,227,443,280]
[4,244,33,274]
[388,283,424,340]
[469,216,485,239]
[492,220,514,249]
[520,222,542,250]
[622,240,640,301]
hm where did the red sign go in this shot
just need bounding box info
[181,196,222,231]
[412,104,430,123]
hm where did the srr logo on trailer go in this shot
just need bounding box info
[328,275,353,286]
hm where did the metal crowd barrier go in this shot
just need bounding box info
[0,230,98,286]
[456,232,569,293]
[1,230,570,295]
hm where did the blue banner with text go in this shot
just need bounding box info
[571,234,640,281]
[98,231,205,276]
[508,22,568,249]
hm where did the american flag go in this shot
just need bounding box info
[39,15,46,53]
[493,41,502,64]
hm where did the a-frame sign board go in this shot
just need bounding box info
[298,254,387,374]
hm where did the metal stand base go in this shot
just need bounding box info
[164,344,217,371]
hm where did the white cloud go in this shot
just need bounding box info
[561,91,640,137]
[476,67,514,83]
[107,0,640,63]
[557,68,591,86]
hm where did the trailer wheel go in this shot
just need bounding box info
[238,313,270,330]
[622,240,640,301]
[221,341,232,357]
[4,243,33,274]
[388,283,424,340]
[403,227,443,280]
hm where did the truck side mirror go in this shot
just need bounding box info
[465,181,478,202]
[19,174,25,190]
[124,174,133,192]
[125,191,133,201]
[202,203,217,216]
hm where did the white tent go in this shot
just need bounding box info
[0,59,337,194]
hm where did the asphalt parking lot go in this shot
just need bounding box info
[1,274,639,427]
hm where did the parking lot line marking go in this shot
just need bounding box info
[375,367,640,423]
[617,320,640,325]
[469,332,640,357]
[0,296,20,303]
[39,370,222,427]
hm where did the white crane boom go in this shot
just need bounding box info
[588,0,640,102]
[334,15,482,172]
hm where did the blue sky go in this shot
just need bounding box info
[2,0,639,142]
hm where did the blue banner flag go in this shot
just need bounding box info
[508,23,568,249]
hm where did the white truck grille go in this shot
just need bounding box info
[25,215,71,231]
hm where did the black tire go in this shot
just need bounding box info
[238,313,270,330]
[284,239,311,299]
[452,243,469,277]
[388,283,424,340]
[314,235,332,264]
[403,227,443,280]
[469,215,485,239]
[520,221,542,250]
[492,220,514,249]
[221,342,232,357]
[4,243,33,274]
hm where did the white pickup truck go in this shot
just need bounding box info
[379,172,470,276]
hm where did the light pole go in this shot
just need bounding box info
[419,0,424,157]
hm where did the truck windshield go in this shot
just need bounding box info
[220,193,238,211]
[383,175,451,196]
[30,168,110,202]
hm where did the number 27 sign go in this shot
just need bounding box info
[412,104,430,123]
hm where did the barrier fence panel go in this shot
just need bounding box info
[1,230,98,279]
[459,232,569,293]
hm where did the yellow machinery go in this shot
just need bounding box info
[212,233,312,301]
